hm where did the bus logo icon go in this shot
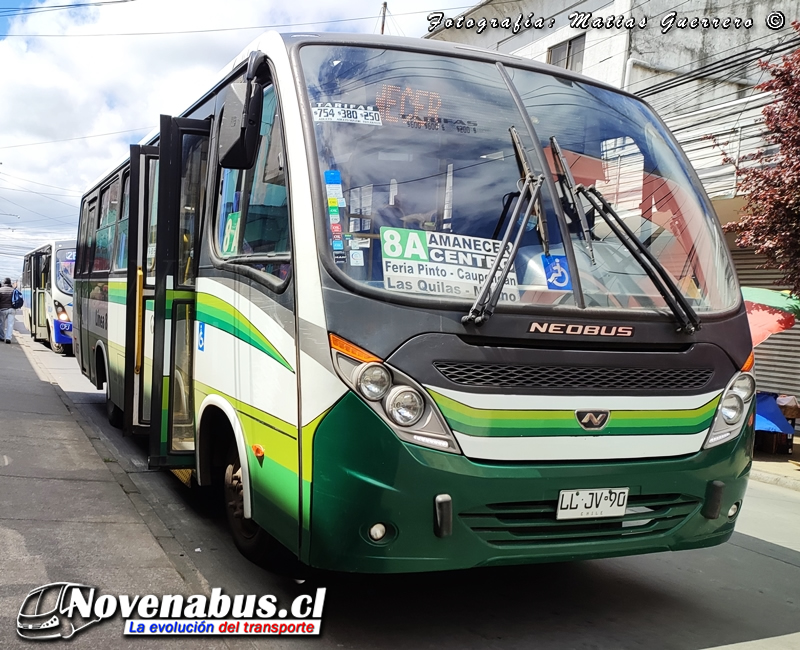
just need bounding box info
[576,410,610,430]
[17,582,100,640]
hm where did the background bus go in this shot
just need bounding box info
[73,32,754,574]
[21,240,76,355]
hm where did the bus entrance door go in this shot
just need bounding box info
[125,144,159,435]
[147,116,210,468]
[31,249,49,341]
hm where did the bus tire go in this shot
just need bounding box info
[48,323,65,355]
[105,379,123,429]
[222,443,303,577]
[224,443,271,559]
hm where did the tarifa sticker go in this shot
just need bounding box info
[380,227,519,300]
[313,102,382,125]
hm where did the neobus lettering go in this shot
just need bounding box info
[529,322,634,336]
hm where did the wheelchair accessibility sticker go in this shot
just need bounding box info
[197,322,205,352]
[542,255,572,291]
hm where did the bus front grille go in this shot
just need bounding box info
[434,362,713,391]
[459,494,701,547]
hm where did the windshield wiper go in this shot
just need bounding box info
[550,136,595,264]
[576,184,701,334]
[463,126,545,327]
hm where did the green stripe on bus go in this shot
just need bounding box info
[195,292,293,371]
[428,389,720,437]
[108,281,127,305]
[194,380,297,469]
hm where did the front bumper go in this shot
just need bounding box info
[309,393,753,573]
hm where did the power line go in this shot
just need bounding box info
[0,0,135,17]
[0,172,82,192]
[0,126,154,150]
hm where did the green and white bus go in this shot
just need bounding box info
[73,32,756,573]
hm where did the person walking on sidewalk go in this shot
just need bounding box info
[0,278,15,344]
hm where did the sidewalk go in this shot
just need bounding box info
[752,453,800,493]
[0,318,220,648]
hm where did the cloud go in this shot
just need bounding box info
[0,0,461,278]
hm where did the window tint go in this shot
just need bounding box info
[177,135,208,287]
[112,174,131,271]
[93,179,120,272]
[80,202,97,275]
[217,85,290,281]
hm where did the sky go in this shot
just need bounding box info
[0,0,471,279]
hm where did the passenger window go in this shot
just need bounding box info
[217,84,290,281]
[81,202,97,275]
[93,179,120,272]
[112,174,131,271]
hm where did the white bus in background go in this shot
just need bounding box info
[21,239,76,354]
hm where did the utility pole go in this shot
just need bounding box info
[380,2,387,35]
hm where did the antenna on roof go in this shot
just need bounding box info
[380,2,387,35]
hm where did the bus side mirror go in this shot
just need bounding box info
[218,81,263,169]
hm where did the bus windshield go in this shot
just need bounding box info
[55,248,75,295]
[300,45,739,314]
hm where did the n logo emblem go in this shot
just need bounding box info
[576,410,610,430]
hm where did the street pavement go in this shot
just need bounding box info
[2,313,800,649]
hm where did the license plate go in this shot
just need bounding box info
[556,487,629,520]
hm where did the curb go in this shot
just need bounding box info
[750,469,800,493]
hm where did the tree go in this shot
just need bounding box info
[723,22,800,295]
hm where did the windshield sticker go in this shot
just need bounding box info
[331,223,342,234]
[333,251,347,265]
[350,237,370,249]
[542,255,572,291]
[350,250,365,267]
[330,213,341,225]
[325,179,346,208]
[324,170,341,184]
[313,102,382,126]
[349,185,373,215]
[380,227,519,300]
[332,239,344,251]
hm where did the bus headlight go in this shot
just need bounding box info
[720,393,744,425]
[731,373,755,402]
[356,363,391,401]
[704,371,755,449]
[329,333,461,454]
[54,300,70,322]
[385,387,424,427]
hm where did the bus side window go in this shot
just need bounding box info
[77,202,89,277]
[81,201,98,276]
[94,178,120,273]
[216,83,290,282]
[112,173,131,271]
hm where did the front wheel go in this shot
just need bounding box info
[223,445,304,577]
[49,324,65,355]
